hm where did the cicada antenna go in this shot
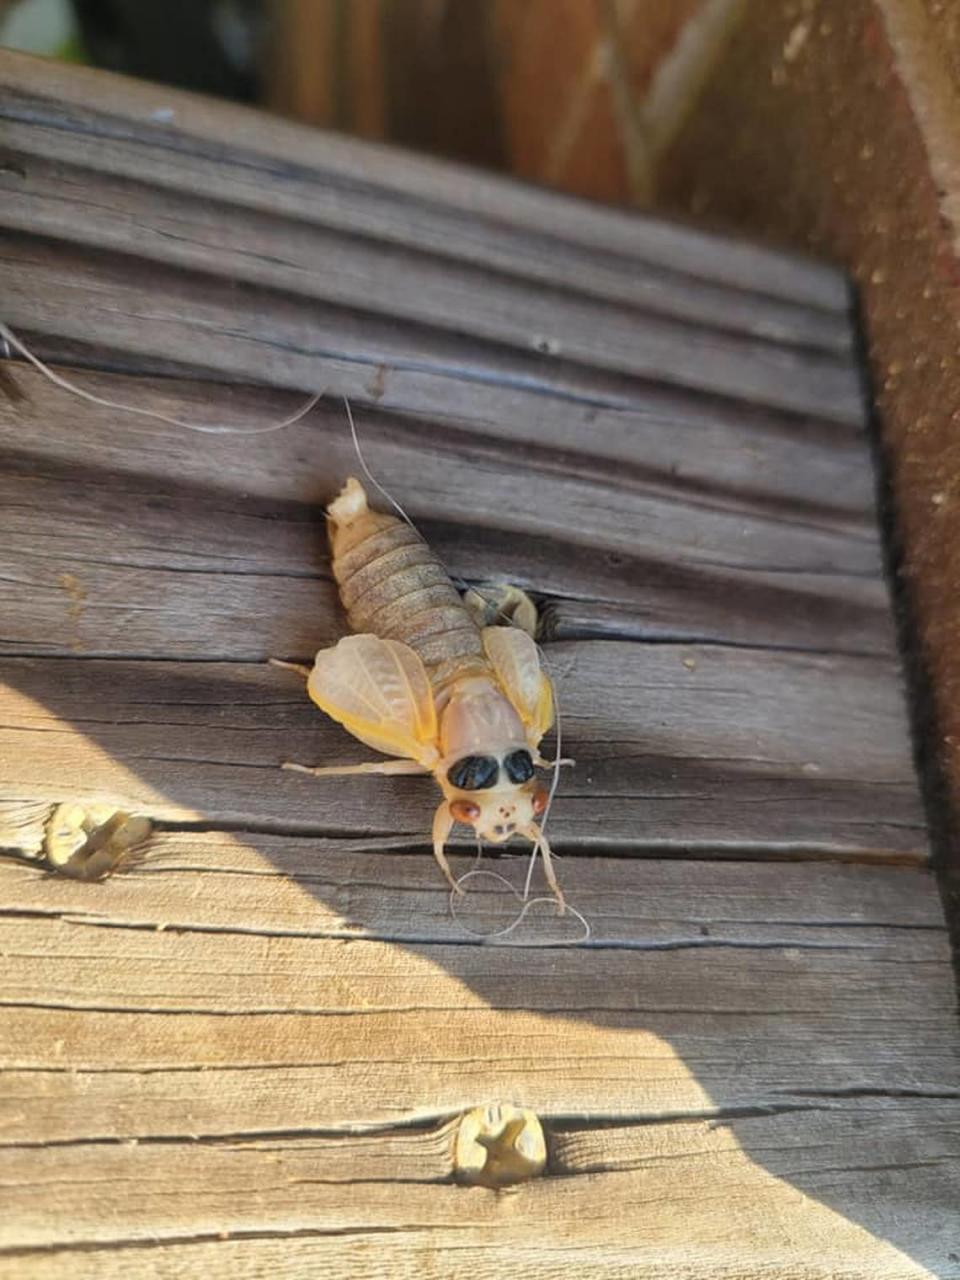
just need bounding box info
[343,395,422,531]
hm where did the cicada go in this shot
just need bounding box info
[275,477,566,909]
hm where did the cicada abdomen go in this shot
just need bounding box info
[327,478,486,693]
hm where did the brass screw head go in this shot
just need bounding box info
[44,803,152,880]
[455,1104,547,1187]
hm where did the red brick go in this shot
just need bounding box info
[552,75,634,203]
[492,0,604,178]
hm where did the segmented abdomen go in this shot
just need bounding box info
[330,510,486,692]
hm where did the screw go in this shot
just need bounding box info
[454,1104,546,1187]
[44,802,152,880]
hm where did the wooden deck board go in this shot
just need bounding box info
[0,644,926,855]
[1,849,958,1276]
[0,365,893,658]
[0,851,956,1138]
[0,54,850,313]
[0,231,862,423]
[3,1108,959,1274]
[0,48,957,1280]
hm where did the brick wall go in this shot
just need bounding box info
[659,0,960,939]
[492,0,737,203]
[266,0,743,203]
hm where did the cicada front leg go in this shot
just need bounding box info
[432,802,463,895]
[522,824,566,915]
[532,752,576,769]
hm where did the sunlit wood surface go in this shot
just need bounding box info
[0,50,957,1280]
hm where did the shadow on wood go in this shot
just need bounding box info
[0,48,957,1278]
[1,370,957,1276]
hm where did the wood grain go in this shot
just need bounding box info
[0,132,851,355]
[0,644,926,856]
[0,850,957,1276]
[0,230,862,425]
[0,845,956,1134]
[1,830,947,944]
[1,363,896,660]
[0,51,848,312]
[1,846,954,1152]
[0,363,893,659]
[0,46,953,1280]
[2,1107,958,1277]
[0,49,864,422]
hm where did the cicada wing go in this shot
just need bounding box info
[481,626,554,745]
[307,635,440,766]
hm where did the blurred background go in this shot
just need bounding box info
[0,0,742,206]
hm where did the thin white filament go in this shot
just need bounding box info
[450,868,591,946]
[0,321,323,436]
[343,394,418,529]
[523,837,540,902]
[527,668,564,899]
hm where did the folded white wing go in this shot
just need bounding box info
[307,635,440,766]
[481,626,554,745]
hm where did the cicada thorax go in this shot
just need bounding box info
[435,674,547,845]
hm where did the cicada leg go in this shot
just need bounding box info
[282,760,429,778]
[523,823,566,915]
[462,583,538,637]
[432,802,464,895]
[532,753,576,769]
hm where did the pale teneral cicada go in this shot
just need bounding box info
[274,477,567,910]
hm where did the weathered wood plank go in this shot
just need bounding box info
[1,1107,958,1279]
[1,843,957,1273]
[0,45,861,423]
[0,150,856,364]
[0,395,881,587]
[0,51,850,314]
[0,364,894,658]
[0,230,862,424]
[0,912,948,1016]
[0,646,926,856]
[0,851,955,1149]
[0,830,946,944]
[0,359,877,515]
[4,1031,957,1157]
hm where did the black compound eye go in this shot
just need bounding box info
[447,755,499,790]
[503,749,535,784]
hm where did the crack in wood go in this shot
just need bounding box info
[0,49,955,1275]
[0,1224,423,1259]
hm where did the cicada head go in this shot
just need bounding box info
[440,747,549,844]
